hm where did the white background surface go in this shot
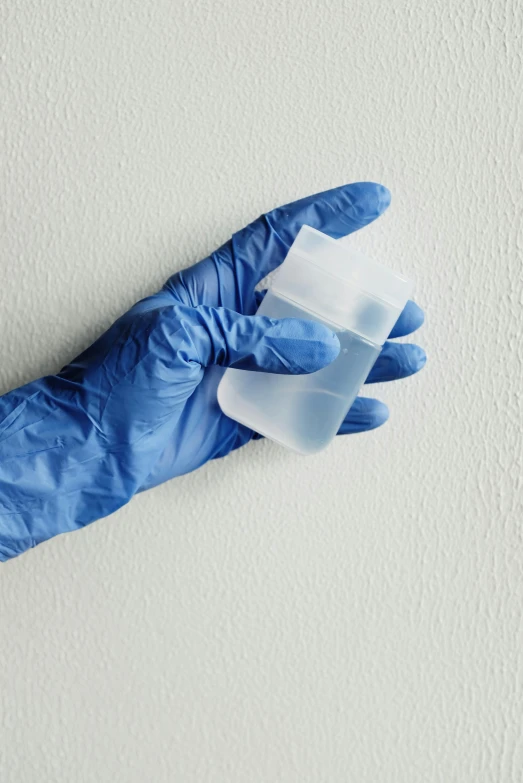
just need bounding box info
[1,2,522,781]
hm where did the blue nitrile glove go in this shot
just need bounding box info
[0,182,425,561]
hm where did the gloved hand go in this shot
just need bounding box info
[0,182,425,561]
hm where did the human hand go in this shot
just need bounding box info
[0,182,425,559]
[64,182,425,490]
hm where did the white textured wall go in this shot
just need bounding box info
[1,1,522,781]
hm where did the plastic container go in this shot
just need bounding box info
[218,225,413,454]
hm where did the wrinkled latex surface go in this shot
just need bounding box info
[0,183,425,560]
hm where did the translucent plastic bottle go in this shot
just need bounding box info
[218,225,413,454]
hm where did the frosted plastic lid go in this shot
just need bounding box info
[271,225,413,343]
[289,225,412,308]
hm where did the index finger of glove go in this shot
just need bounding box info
[231,181,391,289]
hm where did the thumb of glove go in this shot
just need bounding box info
[183,305,340,374]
